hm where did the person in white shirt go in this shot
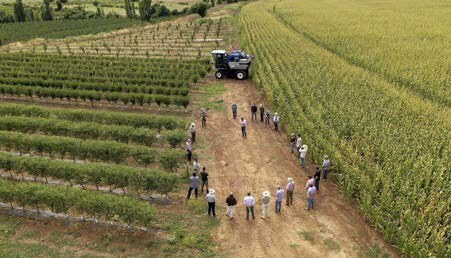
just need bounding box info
[296,135,302,155]
[261,191,270,219]
[189,123,196,143]
[206,189,216,216]
[240,117,247,138]
[273,112,280,131]
[193,159,200,174]
[306,184,317,210]
[299,144,308,168]
[286,178,295,206]
[243,192,255,220]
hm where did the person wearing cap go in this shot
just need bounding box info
[243,192,255,220]
[306,183,317,210]
[226,192,237,219]
[261,191,271,219]
[200,108,207,127]
[289,133,296,153]
[265,109,271,127]
[189,123,196,143]
[299,144,308,168]
[187,173,200,199]
[240,117,247,138]
[186,138,192,162]
[206,189,216,216]
[273,113,280,131]
[306,176,315,191]
[251,103,257,121]
[314,167,321,191]
[259,104,265,122]
[322,155,330,181]
[200,167,209,193]
[231,103,238,119]
[275,186,284,213]
[296,135,302,155]
[286,178,295,206]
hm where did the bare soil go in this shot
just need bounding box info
[193,78,399,257]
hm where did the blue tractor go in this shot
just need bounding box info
[211,50,254,80]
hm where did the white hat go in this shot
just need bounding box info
[275,112,278,115]
[191,123,195,126]
[324,155,329,159]
[209,189,215,194]
[288,177,294,182]
[263,191,270,197]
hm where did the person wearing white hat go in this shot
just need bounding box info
[322,155,330,181]
[299,144,308,168]
[286,177,295,206]
[261,191,271,219]
[273,112,280,131]
[226,192,237,219]
[206,188,216,217]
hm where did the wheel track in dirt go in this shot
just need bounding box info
[193,79,398,257]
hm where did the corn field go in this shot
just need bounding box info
[240,0,450,256]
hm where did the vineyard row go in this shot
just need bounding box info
[0,179,154,227]
[0,130,184,169]
[0,103,187,130]
[0,115,186,148]
[0,152,178,195]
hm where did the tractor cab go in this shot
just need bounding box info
[211,50,254,80]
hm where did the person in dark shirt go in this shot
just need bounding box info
[226,193,237,219]
[314,166,321,191]
[200,167,209,193]
[290,133,296,153]
[251,103,257,121]
[231,103,238,119]
[259,105,265,122]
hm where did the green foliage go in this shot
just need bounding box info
[0,152,179,195]
[240,1,450,256]
[159,149,183,171]
[139,0,152,21]
[190,2,208,17]
[13,0,26,22]
[124,0,136,18]
[0,130,183,167]
[0,102,187,131]
[0,18,144,46]
[0,179,154,226]
[0,10,14,24]
[41,0,54,21]
[153,5,170,18]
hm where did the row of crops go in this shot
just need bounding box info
[240,0,450,256]
[274,0,451,107]
[0,102,189,227]
[0,53,210,108]
[3,18,231,59]
[0,18,145,46]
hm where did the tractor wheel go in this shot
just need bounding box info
[235,70,246,80]
[215,71,224,79]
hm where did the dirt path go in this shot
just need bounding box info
[194,79,398,257]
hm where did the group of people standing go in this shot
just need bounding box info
[233,103,281,139]
[185,105,332,220]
